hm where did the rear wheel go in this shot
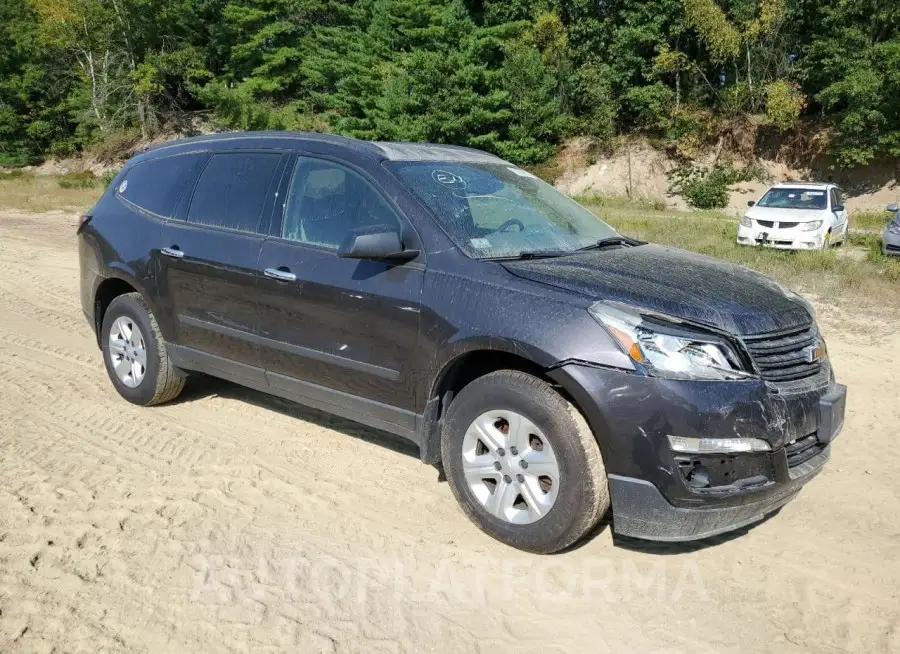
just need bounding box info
[101,293,185,406]
[441,370,609,553]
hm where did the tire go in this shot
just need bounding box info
[101,292,185,406]
[441,370,609,554]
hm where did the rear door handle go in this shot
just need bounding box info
[161,246,184,259]
[264,267,297,282]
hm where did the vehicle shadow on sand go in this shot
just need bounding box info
[606,509,782,554]
[556,508,782,555]
[172,373,421,460]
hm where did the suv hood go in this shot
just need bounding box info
[746,205,830,223]
[501,245,812,335]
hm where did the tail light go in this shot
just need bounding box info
[77,213,92,233]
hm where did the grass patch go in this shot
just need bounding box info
[580,197,733,223]
[573,192,669,212]
[852,211,894,233]
[588,202,900,303]
[57,171,99,189]
[0,170,31,181]
[0,174,103,213]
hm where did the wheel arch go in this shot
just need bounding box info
[418,346,587,465]
[92,267,166,348]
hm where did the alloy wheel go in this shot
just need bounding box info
[461,409,560,525]
[108,316,147,388]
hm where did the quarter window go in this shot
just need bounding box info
[282,157,401,248]
[118,153,206,218]
[187,152,282,232]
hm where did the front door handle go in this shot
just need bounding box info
[161,246,184,259]
[264,267,297,282]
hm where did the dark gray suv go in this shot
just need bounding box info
[78,131,846,553]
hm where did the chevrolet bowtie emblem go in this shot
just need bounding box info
[803,342,827,363]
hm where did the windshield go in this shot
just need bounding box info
[388,161,618,259]
[757,188,828,210]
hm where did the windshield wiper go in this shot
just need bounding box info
[487,237,643,261]
[487,250,568,261]
[576,235,645,251]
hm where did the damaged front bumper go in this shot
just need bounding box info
[549,363,846,542]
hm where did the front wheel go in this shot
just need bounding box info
[441,370,609,553]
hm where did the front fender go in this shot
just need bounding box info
[416,337,555,465]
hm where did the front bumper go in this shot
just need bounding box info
[737,224,825,250]
[608,446,829,541]
[882,229,900,256]
[549,364,845,541]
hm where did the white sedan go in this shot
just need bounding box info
[737,182,849,250]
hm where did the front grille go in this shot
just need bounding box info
[755,220,799,230]
[742,324,822,382]
[785,433,825,467]
[887,244,900,252]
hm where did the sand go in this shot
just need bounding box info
[0,211,898,653]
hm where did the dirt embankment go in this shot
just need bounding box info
[9,128,898,218]
[0,210,898,652]
[555,138,900,216]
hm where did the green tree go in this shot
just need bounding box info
[2,0,900,170]
[0,0,77,164]
[799,1,900,165]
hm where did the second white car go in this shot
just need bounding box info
[737,182,849,250]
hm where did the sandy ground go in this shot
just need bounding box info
[0,211,898,654]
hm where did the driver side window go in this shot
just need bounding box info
[282,157,401,249]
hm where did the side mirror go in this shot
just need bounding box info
[887,204,899,213]
[832,204,845,212]
[747,200,756,207]
[338,225,419,261]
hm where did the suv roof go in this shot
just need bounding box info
[136,131,506,165]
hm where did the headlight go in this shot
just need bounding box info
[802,220,823,232]
[740,216,752,228]
[588,302,753,380]
[888,222,900,235]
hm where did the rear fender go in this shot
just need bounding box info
[93,264,171,345]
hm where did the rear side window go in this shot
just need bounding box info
[118,153,206,218]
[187,152,281,232]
